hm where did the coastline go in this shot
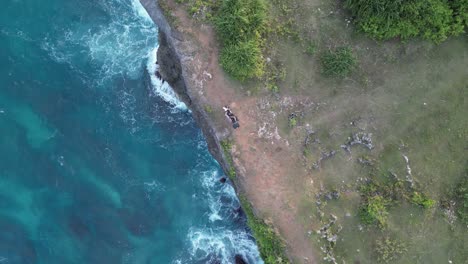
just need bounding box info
[138,0,292,262]
[138,0,234,185]
[138,0,319,262]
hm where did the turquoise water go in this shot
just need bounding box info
[0,0,262,263]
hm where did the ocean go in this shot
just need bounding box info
[0,0,262,263]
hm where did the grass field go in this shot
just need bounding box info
[263,0,468,262]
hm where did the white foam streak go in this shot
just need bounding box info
[187,169,264,263]
[146,47,187,111]
[188,228,263,264]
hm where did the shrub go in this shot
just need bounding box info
[345,0,467,43]
[411,192,436,209]
[320,47,356,77]
[220,40,265,80]
[451,0,468,28]
[360,195,390,226]
[215,0,267,45]
[288,114,298,128]
[215,0,267,80]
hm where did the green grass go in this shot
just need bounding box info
[220,139,236,179]
[215,0,267,80]
[375,236,407,263]
[345,0,467,43]
[320,47,357,77]
[239,195,290,264]
[455,171,468,225]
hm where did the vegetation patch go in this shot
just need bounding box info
[220,139,236,179]
[215,0,267,80]
[455,172,468,225]
[411,191,436,209]
[158,0,179,26]
[220,40,265,81]
[175,0,219,20]
[320,47,356,77]
[375,236,407,263]
[203,104,213,114]
[345,0,468,43]
[357,175,436,227]
[239,196,290,264]
[305,41,316,56]
[288,113,298,128]
[359,193,391,227]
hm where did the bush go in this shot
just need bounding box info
[220,40,265,80]
[215,0,267,80]
[320,47,356,77]
[411,192,436,209]
[360,195,390,226]
[345,0,467,43]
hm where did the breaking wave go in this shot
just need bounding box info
[181,169,263,264]
[146,47,187,111]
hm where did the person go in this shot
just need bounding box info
[223,106,240,129]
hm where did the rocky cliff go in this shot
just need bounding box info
[139,0,234,186]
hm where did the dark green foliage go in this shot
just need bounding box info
[451,0,468,28]
[220,40,264,81]
[345,0,468,43]
[239,196,290,264]
[411,192,436,208]
[215,0,267,45]
[359,195,390,226]
[215,0,267,80]
[455,173,468,225]
[320,47,356,77]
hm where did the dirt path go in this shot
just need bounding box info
[163,1,317,262]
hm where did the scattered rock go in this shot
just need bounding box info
[235,254,247,264]
[312,150,336,170]
[341,132,374,153]
[357,156,373,166]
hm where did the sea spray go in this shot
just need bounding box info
[146,47,188,111]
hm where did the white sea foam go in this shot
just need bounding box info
[188,227,263,264]
[133,0,187,111]
[42,0,157,83]
[146,47,187,111]
[185,168,263,263]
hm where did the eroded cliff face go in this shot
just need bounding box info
[156,31,190,104]
[139,0,233,183]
